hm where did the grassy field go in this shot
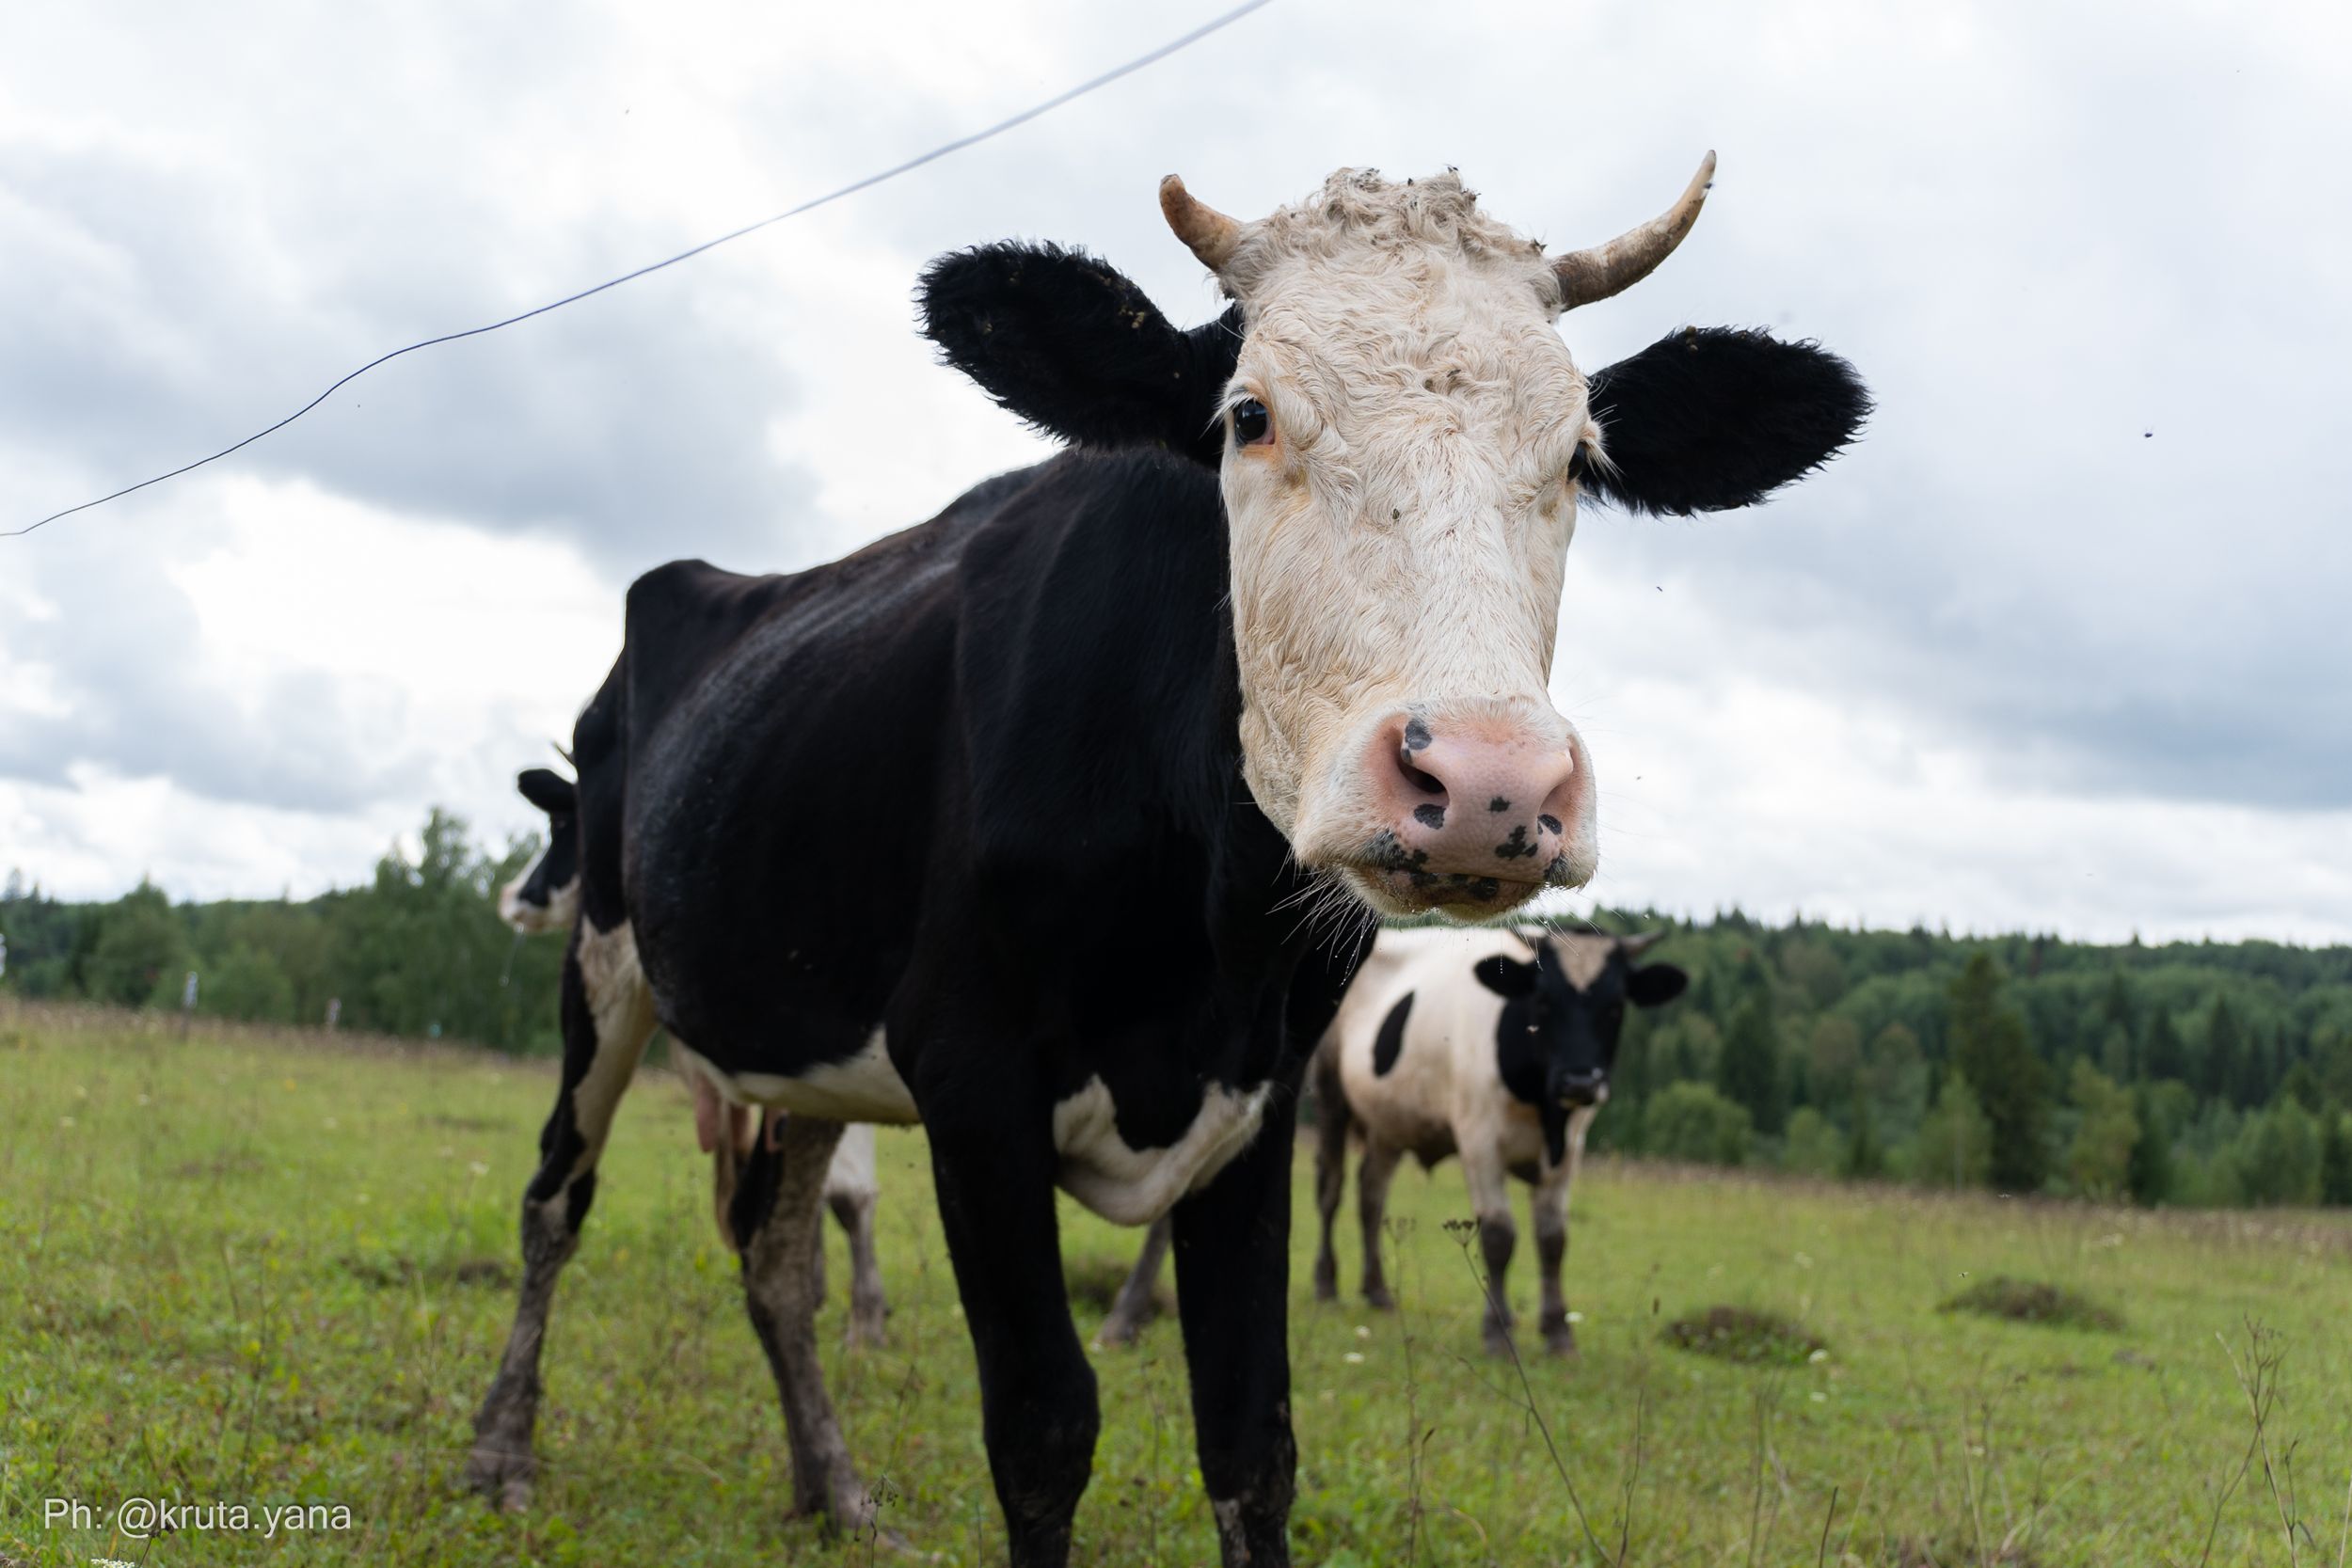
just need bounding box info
[6,1004,2351,1567]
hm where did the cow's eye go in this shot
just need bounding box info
[1232,399,1273,447]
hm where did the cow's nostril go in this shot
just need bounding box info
[1395,744,1445,796]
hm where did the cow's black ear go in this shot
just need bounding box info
[1627,962,1690,1008]
[516,768,576,817]
[1581,327,1869,516]
[918,241,1239,465]
[1474,955,1541,998]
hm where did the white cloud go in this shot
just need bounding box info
[1,0,2344,940]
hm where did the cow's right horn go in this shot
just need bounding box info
[1550,151,1716,310]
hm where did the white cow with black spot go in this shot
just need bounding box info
[1312,925,1685,1355]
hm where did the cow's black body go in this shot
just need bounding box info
[610,453,1327,1129]
[569,451,1366,1563]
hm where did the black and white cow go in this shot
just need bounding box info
[496,766,890,1345]
[466,159,1865,1566]
[1312,926,1685,1357]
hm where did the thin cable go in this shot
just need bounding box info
[7,0,1272,540]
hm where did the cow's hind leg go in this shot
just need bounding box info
[735,1115,875,1530]
[828,1187,889,1348]
[1310,1044,1350,1303]
[1092,1213,1172,1349]
[1174,1088,1303,1568]
[1355,1139,1403,1311]
[467,923,654,1509]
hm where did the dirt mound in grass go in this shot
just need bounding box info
[1939,1275,2121,1332]
[1661,1305,1825,1366]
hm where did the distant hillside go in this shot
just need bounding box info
[7,811,2351,1208]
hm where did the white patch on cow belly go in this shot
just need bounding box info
[825,1123,881,1199]
[1051,1077,1271,1227]
[674,1032,920,1126]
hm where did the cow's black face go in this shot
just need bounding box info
[500,767,580,934]
[1477,939,1688,1164]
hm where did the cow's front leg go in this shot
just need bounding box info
[1093,1213,1172,1349]
[1532,1172,1574,1355]
[1173,1089,1301,1568]
[1461,1148,1517,1357]
[468,925,655,1510]
[1355,1139,1403,1310]
[737,1115,875,1530]
[928,1112,1097,1567]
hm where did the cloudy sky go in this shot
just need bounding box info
[3,0,2346,942]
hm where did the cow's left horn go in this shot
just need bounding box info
[1551,151,1716,310]
[1160,175,1243,271]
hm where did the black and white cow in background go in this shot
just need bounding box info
[1314,926,1685,1357]
[497,768,888,1344]
[465,157,1866,1566]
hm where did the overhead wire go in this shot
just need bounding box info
[5,0,1272,539]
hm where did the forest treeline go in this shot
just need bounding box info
[1,810,558,1052]
[7,809,2351,1210]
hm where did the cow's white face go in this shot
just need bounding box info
[922,151,1870,924]
[1171,168,1699,918]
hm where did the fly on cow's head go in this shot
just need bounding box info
[918,161,1869,923]
[1474,929,1688,1165]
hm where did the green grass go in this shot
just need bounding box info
[6,1003,2352,1566]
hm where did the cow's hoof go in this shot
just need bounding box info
[1545,1327,1578,1357]
[1363,1285,1397,1311]
[1481,1326,1516,1359]
[846,1314,889,1350]
[1311,1269,1338,1303]
[463,1441,536,1513]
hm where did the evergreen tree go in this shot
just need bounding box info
[2279,1060,2324,1114]
[2126,1084,2173,1205]
[1715,996,1787,1135]
[2145,1007,2188,1084]
[2101,968,2137,1069]
[1913,1069,1993,1189]
[1841,1092,1886,1180]
[2203,996,2245,1105]
[2098,1022,2134,1084]
[1948,954,2050,1192]
[2232,1026,2277,1110]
